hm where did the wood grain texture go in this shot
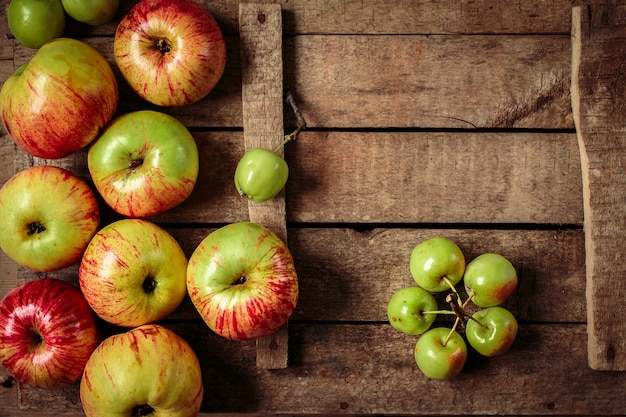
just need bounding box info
[8,131,583,226]
[11,323,626,415]
[9,32,573,130]
[571,1,626,371]
[239,2,289,370]
[16,228,586,324]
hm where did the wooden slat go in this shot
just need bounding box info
[571,2,626,371]
[12,33,573,130]
[13,323,626,415]
[60,0,573,36]
[23,228,586,324]
[239,3,290,369]
[10,131,582,226]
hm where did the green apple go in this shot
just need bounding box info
[466,306,518,357]
[79,219,188,328]
[80,324,203,417]
[87,110,199,218]
[187,222,299,340]
[0,165,100,272]
[409,236,465,292]
[464,253,518,307]
[234,147,289,202]
[61,0,119,26]
[414,327,467,380]
[387,286,438,335]
[7,0,65,48]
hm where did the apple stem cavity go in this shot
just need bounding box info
[132,404,155,417]
[27,222,46,236]
[155,39,172,54]
[142,277,157,294]
[233,276,248,285]
[29,330,44,351]
[129,158,144,172]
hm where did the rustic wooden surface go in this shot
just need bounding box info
[571,1,626,371]
[1,0,626,416]
[238,3,289,369]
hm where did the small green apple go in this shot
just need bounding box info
[414,327,467,380]
[234,147,289,202]
[410,236,465,292]
[464,253,518,307]
[61,0,119,26]
[8,0,65,49]
[387,286,438,335]
[466,306,518,357]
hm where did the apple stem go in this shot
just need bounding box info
[462,293,475,308]
[468,316,489,330]
[423,310,457,316]
[442,318,461,347]
[274,88,307,154]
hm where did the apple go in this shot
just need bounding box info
[61,0,119,26]
[466,306,518,357]
[7,0,65,49]
[187,222,299,341]
[80,324,203,417]
[114,0,227,106]
[87,110,199,218]
[234,147,289,202]
[414,327,467,380]
[79,219,188,328]
[0,278,100,389]
[464,253,518,307]
[410,236,465,292]
[0,38,118,159]
[0,165,100,272]
[387,286,438,335]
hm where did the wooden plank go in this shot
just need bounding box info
[284,131,582,224]
[11,131,582,226]
[28,228,586,324]
[59,0,575,36]
[239,3,289,369]
[12,33,573,130]
[571,1,626,371]
[13,323,626,415]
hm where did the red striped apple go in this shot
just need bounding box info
[0,165,100,272]
[87,110,199,218]
[79,219,188,327]
[80,324,203,417]
[186,222,299,340]
[0,38,118,159]
[0,278,100,389]
[114,0,227,106]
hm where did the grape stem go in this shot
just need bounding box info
[274,88,307,153]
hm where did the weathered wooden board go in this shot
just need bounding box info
[8,131,583,227]
[571,1,626,371]
[239,2,290,369]
[52,0,573,37]
[14,228,586,325]
[12,33,573,130]
[8,324,626,416]
[1,0,623,415]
